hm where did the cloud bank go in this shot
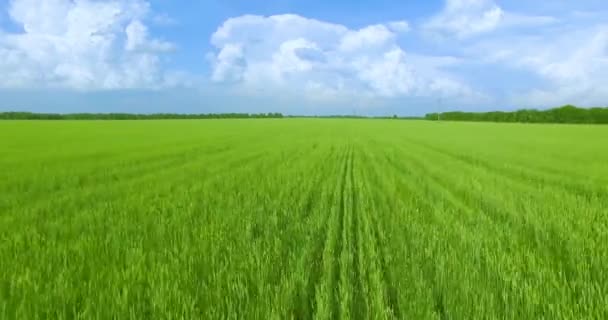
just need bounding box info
[208,14,478,101]
[0,0,182,90]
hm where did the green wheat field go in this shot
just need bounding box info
[1,119,607,319]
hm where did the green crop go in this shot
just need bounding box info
[1,119,607,319]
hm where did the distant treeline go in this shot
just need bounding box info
[0,112,284,120]
[425,105,608,124]
[6,106,608,123]
[286,115,422,120]
[1,111,423,120]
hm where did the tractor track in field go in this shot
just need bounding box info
[378,141,590,317]
[297,148,348,319]
[349,147,367,320]
[312,143,402,320]
[402,137,608,204]
[350,145,401,319]
[334,145,350,320]
[312,146,350,320]
[1,144,238,211]
[365,197,401,319]
[378,144,539,319]
[372,149,452,319]
[285,147,341,319]
[385,141,582,260]
[0,146,261,215]
[337,145,358,320]
[312,144,367,320]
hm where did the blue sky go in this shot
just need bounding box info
[1,0,607,115]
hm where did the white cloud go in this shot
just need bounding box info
[125,20,174,52]
[388,20,410,33]
[513,26,608,107]
[339,24,395,52]
[424,0,504,39]
[424,0,557,39]
[209,14,477,100]
[211,43,246,82]
[466,24,608,107]
[0,0,181,90]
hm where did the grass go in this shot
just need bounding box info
[1,119,607,319]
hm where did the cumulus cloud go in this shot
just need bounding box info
[208,14,476,99]
[0,0,181,90]
[510,26,608,107]
[463,22,608,107]
[424,0,557,39]
[387,20,411,33]
[125,20,174,52]
[424,0,504,38]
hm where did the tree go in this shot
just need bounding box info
[425,105,608,124]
